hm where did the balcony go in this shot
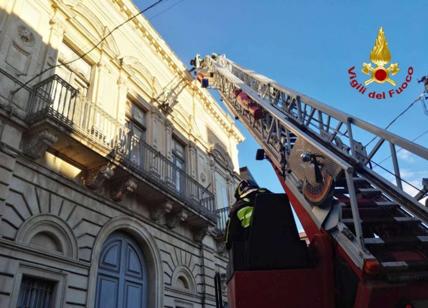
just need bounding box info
[22,74,216,223]
[216,207,229,233]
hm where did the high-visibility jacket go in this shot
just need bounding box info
[225,188,268,249]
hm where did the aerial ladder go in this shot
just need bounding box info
[192,54,428,308]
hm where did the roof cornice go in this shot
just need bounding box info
[112,0,244,143]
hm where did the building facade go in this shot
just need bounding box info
[0,0,243,307]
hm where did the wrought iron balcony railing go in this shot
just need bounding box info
[24,74,215,218]
[216,207,229,232]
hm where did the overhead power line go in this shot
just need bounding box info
[370,160,425,194]
[12,0,166,95]
[148,0,186,20]
[365,96,423,148]
[377,128,428,165]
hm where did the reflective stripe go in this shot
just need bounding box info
[237,206,254,228]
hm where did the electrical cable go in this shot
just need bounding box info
[11,0,165,95]
[370,160,424,194]
[376,129,428,165]
[148,0,186,20]
[365,96,423,148]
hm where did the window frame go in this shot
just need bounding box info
[10,263,66,308]
[56,39,93,98]
[126,98,148,167]
[171,135,187,193]
[214,170,230,210]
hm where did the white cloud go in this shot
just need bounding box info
[397,149,415,163]
[375,168,427,206]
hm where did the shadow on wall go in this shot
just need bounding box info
[0,8,54,114]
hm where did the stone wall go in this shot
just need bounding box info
[0,0,238,307]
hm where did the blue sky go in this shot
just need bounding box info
[137,0,428,198]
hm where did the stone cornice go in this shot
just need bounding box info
[112,0,244,143]
[51,0,244,144]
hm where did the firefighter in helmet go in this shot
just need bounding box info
[225,179,269,250]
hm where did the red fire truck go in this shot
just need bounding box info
[192,54,428,308]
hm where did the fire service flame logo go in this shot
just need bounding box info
[362,27,399,86]
[348,27,413,100]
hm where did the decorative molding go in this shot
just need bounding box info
[192,225,208,242]
[8,262,67,308]
[15,214,78,259]
[23,130,58,159]
[84,164,115,190]
[16,25,35,47]
[165,209,188,229]
[120,56,161,96]
[171,265,196,294]
[149,200,173,222]
[111,0,244,143]
[111,177,137,201]
[87,215,164,308]
[208,143,233,170]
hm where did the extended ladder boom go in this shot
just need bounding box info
[193,54,428,278]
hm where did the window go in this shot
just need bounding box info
[17,276,56,308]
[172,137,185,192]
[126,100,147,166]
[215,172,229,209]
[175,302,193,308]
[56,41,92,97]
[176,276,190,290]
[30,231,62,254]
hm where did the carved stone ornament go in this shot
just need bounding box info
[23,130,58,159]
[209,143,232,169]
[165,209,188,229]
[149,201,173,222]
[111,178,137,202]
[17,25,35,47]
[200,172,207,183]
[193,225,208,242]
[85,164,115,190]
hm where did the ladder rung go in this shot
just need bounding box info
[381,261,408,270]
[342,217,419,225]
[365,238,384,245]
[358,188,382,196]
[341,205,398,219]
[375,201,397,207]
[381,260,428,272]
[394,217,419,223]
[417,236,428,242]
[365,236,428,249]
[352,177,367,182]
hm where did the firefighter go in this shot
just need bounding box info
[225,179,269,250]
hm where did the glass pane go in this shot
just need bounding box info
[127,122,145,167]
[172,138,185,157]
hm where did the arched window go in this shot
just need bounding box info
[30,231,63,253]
[16,215,78,259]
[171,266,196,294]
[176,275,190,290]
[95,232,148,308]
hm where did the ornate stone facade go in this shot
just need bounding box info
[0,0,243,307]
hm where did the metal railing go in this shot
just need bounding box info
[123,135,215,217]
[216,207,229,232]
[24,74,216,219]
